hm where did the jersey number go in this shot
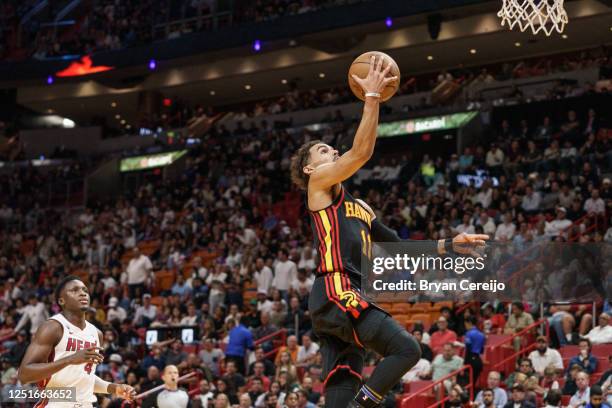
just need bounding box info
[360,229,372,259]
[84,362,93,374]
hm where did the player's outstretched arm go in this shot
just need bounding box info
[356,199,488,256]
[308,55,397,191]
[18,320,104,384]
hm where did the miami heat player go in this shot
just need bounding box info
[18,275,135,407]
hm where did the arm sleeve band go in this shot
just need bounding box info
[94,376,111,394]
[370,218,442,256]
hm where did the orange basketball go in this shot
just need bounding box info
[348,51,400,102]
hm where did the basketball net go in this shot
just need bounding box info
[498,0,568,36]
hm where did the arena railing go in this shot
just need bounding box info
[398,365,474,408]
[253,329,288,360]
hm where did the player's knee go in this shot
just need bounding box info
[388,329,421,366]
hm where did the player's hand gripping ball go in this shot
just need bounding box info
[348,51,400,102]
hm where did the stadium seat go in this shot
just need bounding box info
[560,345,580,359]
[592,344,612,358]
[150,296,164,307]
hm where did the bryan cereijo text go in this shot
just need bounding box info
[372,279,506,293]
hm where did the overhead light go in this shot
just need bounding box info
[385,17,393,28]
[427,55,434,61]
[562,34,568,39]
[111,102,117,108]
[47,109,54,114]
[115,114,121,119]
[514,42,521,47]
[319,73,326,78]
[47,75,54,85]
[470,49,477,54]
[120,119,126,125]
[281,79,288,84]
[126,125,131,130]
[62,118,75,128]
[210,90,216,96]
[253,40,261,52]
[245,84,252,90]
[148,59,157,70]
[288,39,297,47]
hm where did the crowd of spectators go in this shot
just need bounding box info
[1,0,372,61]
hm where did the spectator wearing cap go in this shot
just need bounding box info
[568,339,598,375]
[225,316,254,374]
[569,371,591,408]
[582,313,612,345]
[430,316,458,355]
[503,384,536,408]
[134,293,157,327]
[544,207,573,238]
[125,246,153,300]
[528,336,564,376]
[106,296,127,323]
[13,294,48,336]
[107,353,125,382]
[475,371,508,408]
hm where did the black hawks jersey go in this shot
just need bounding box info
[309,186,373,319]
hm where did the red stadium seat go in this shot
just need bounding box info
[560,346,580,359]
[592,344,612,358]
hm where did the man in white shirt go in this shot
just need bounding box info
[401,358,431,383]
[521,186,541,213]
[583,313,612,345]
[107,297,127,323]
[13,295,49,336]
[455,214,475,235]
[545,207,573,238]
[528,336,564,376]
[126,247,153,299]
[296,334,320,367]
[584,189,605,215]
[272,250,297,300]
[133,294,157,327]
[254,258,273,295]
[495,212,516,241]
[477,213,497,236]
[101,267,118,290]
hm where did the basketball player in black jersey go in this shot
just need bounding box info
[290,55,488,408]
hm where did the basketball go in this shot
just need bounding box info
[348,51,400,102]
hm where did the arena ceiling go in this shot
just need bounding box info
[15,0,612,130]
